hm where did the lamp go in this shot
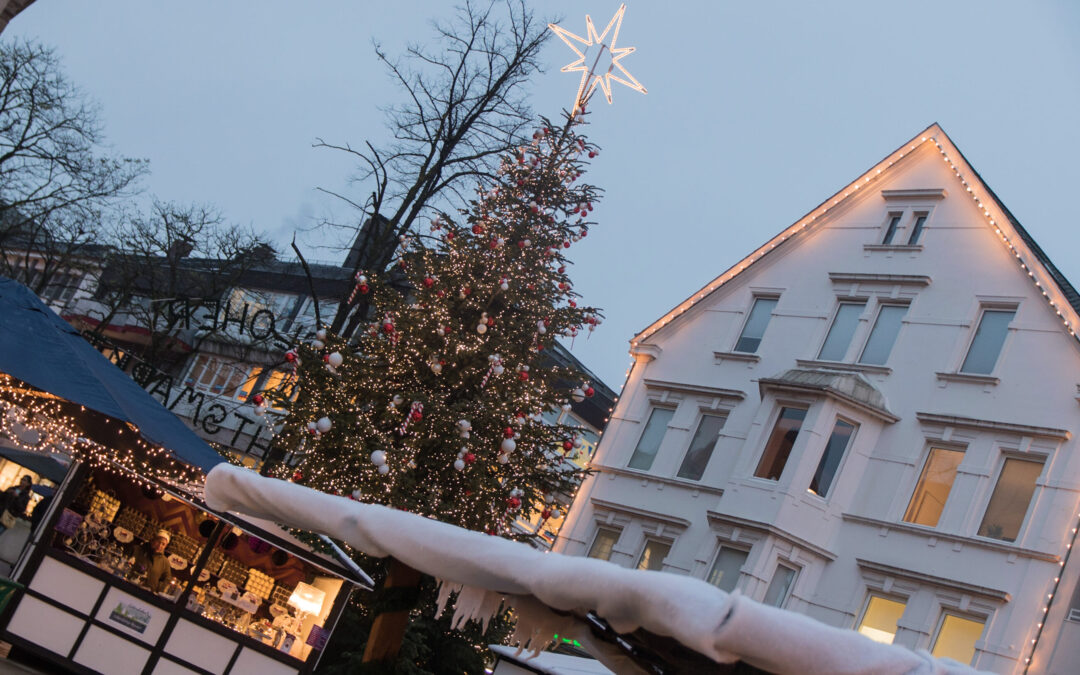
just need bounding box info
[286,582,325,621]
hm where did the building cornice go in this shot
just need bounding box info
[856,558,1009,602]
[591,464,726,497]
[706,511,836,561]
[842,513,1060,563]
[915,412,1070,441]
[880,188,948,201]
[591,498,691,530]
[828,272,931,287]
[643,379,746,400]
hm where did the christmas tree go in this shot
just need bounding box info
[263,109,603,536]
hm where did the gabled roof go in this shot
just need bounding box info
[631,124,1080,349]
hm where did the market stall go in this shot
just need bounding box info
[0,277,371,675]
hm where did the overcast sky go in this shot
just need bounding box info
[6,1,1079,388]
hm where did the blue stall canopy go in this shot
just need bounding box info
[0,277,226,473]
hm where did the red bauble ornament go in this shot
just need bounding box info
[562,440,573,451]
[504,427,515,438]
[588,151,596,158]
[541,509,552,520]
[569,300,577,308]
[462,287,472,296]
[558,266,566,274]
[383,322,395,333]
[423,277,434,288]
[581,229,588,237]
[284,350,298,363]
[251,394,264,406]
[410,410,423,421]
[507,497,521,509]
[517,240,526,249]
[486,317,495,327]
[517,179,525,187]
[463,452,476,464]
[472,224,484,234]
[436,289,445,297]
[358,283,370,294]
[519,371,529,381]
[585,387,595,397]
[292,471,303,482]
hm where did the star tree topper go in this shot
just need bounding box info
[549,4,646,114]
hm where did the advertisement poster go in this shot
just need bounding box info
[306,624,329,650]
[108,602,151,634]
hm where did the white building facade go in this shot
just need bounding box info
[554,124,1080,674]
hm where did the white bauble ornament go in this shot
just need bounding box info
[454,459,466,471]
[477,323,487,335]
[306,421,317,432]
[537,320,547,334]
[497,453,510,464]
[253,406,265,417]
[500,279,509,291]
[523,238,531,247]
[501,438,516,453]
[457,419,472,431]
[370,450,387,466]
[571,388,585,403]
[551,509,561,519]
[316,417,333,433]
[391,395,403,407]
[377,464,390,475]
[561,402,572,412]
[492,364,504,376]
[316,328,327,341]
[312,339,325,350]
[574,436,584,448]
[431,362,443,374]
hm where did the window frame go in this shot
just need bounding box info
[906,211,929,245]
[675,411,727,481]
[881,211,903,245]
[975,453,1045,543]
[902,445,965,528]
[627,406,676,471]
[855,593,908,645]
[635,538,672,571]
[586,526,621,561]
[958,304,1017,376]
[705,544,749,592]
[930,611,986,665]
[807,417,858,499]
[753,405,809,482]
[874,205,937,248]
[733,295,780,354]
[857,301,909,366]
[762,562,798,608]
[817,299,868,362]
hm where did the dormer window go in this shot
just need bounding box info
[869,189,946,250]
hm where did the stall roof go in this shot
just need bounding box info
[0,440,70,484]
[0,277,225,473]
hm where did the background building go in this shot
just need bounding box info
[554,124,1080,673]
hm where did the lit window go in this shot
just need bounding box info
[857,595,906,644]
[960,308,1015,375]
[882,213,902,245]
[754,407,807,481]
[183,354,255,400]
[706,547,748,592]
[818,302,866,361]
[763,564,796,607]
[977,457,1043,542]
[734,297,778,353]
[907,212,928,245]
[636,539,671,571]
[587,527,620,561]
[627,408,674,471]
[237,366,263,402]
[859,304,907,365]
[676,414,726,480]
[808,419,856,497]
[903,448,964,527]
[931,614,984,665]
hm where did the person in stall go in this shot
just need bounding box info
[132,529,173,593]
[0,475,33,534]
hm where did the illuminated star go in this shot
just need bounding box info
[548,4,646,113]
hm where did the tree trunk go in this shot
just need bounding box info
[362,558,423,663]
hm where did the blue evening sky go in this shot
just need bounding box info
[6,1,1079,389]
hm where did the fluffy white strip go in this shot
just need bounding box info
[204,463,988,674]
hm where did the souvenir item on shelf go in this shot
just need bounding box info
[113,527,133,544]
[168,554,187,571]
[245,568,274,600]
[88,490,120,522]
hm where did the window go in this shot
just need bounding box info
[734,297,778,353]
[931,614,984,665]
[587,527,620,561]
[882,213,902,245]
[706,547,748,592]
[754,407,807,480]
[627,408,674,471]
[763,564,796,607]
[636,539,671,571]
[857,595,906,644]
[960,308,1015,375]
[41,271,83,305]
[859,304,907,365]
[907,212,928,245]
[183,354,258,400]
[903,448,964,527]
[676,414,726,480]
[808,419,856,497]
[977,457,1043,542]
[818,302,866,361]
